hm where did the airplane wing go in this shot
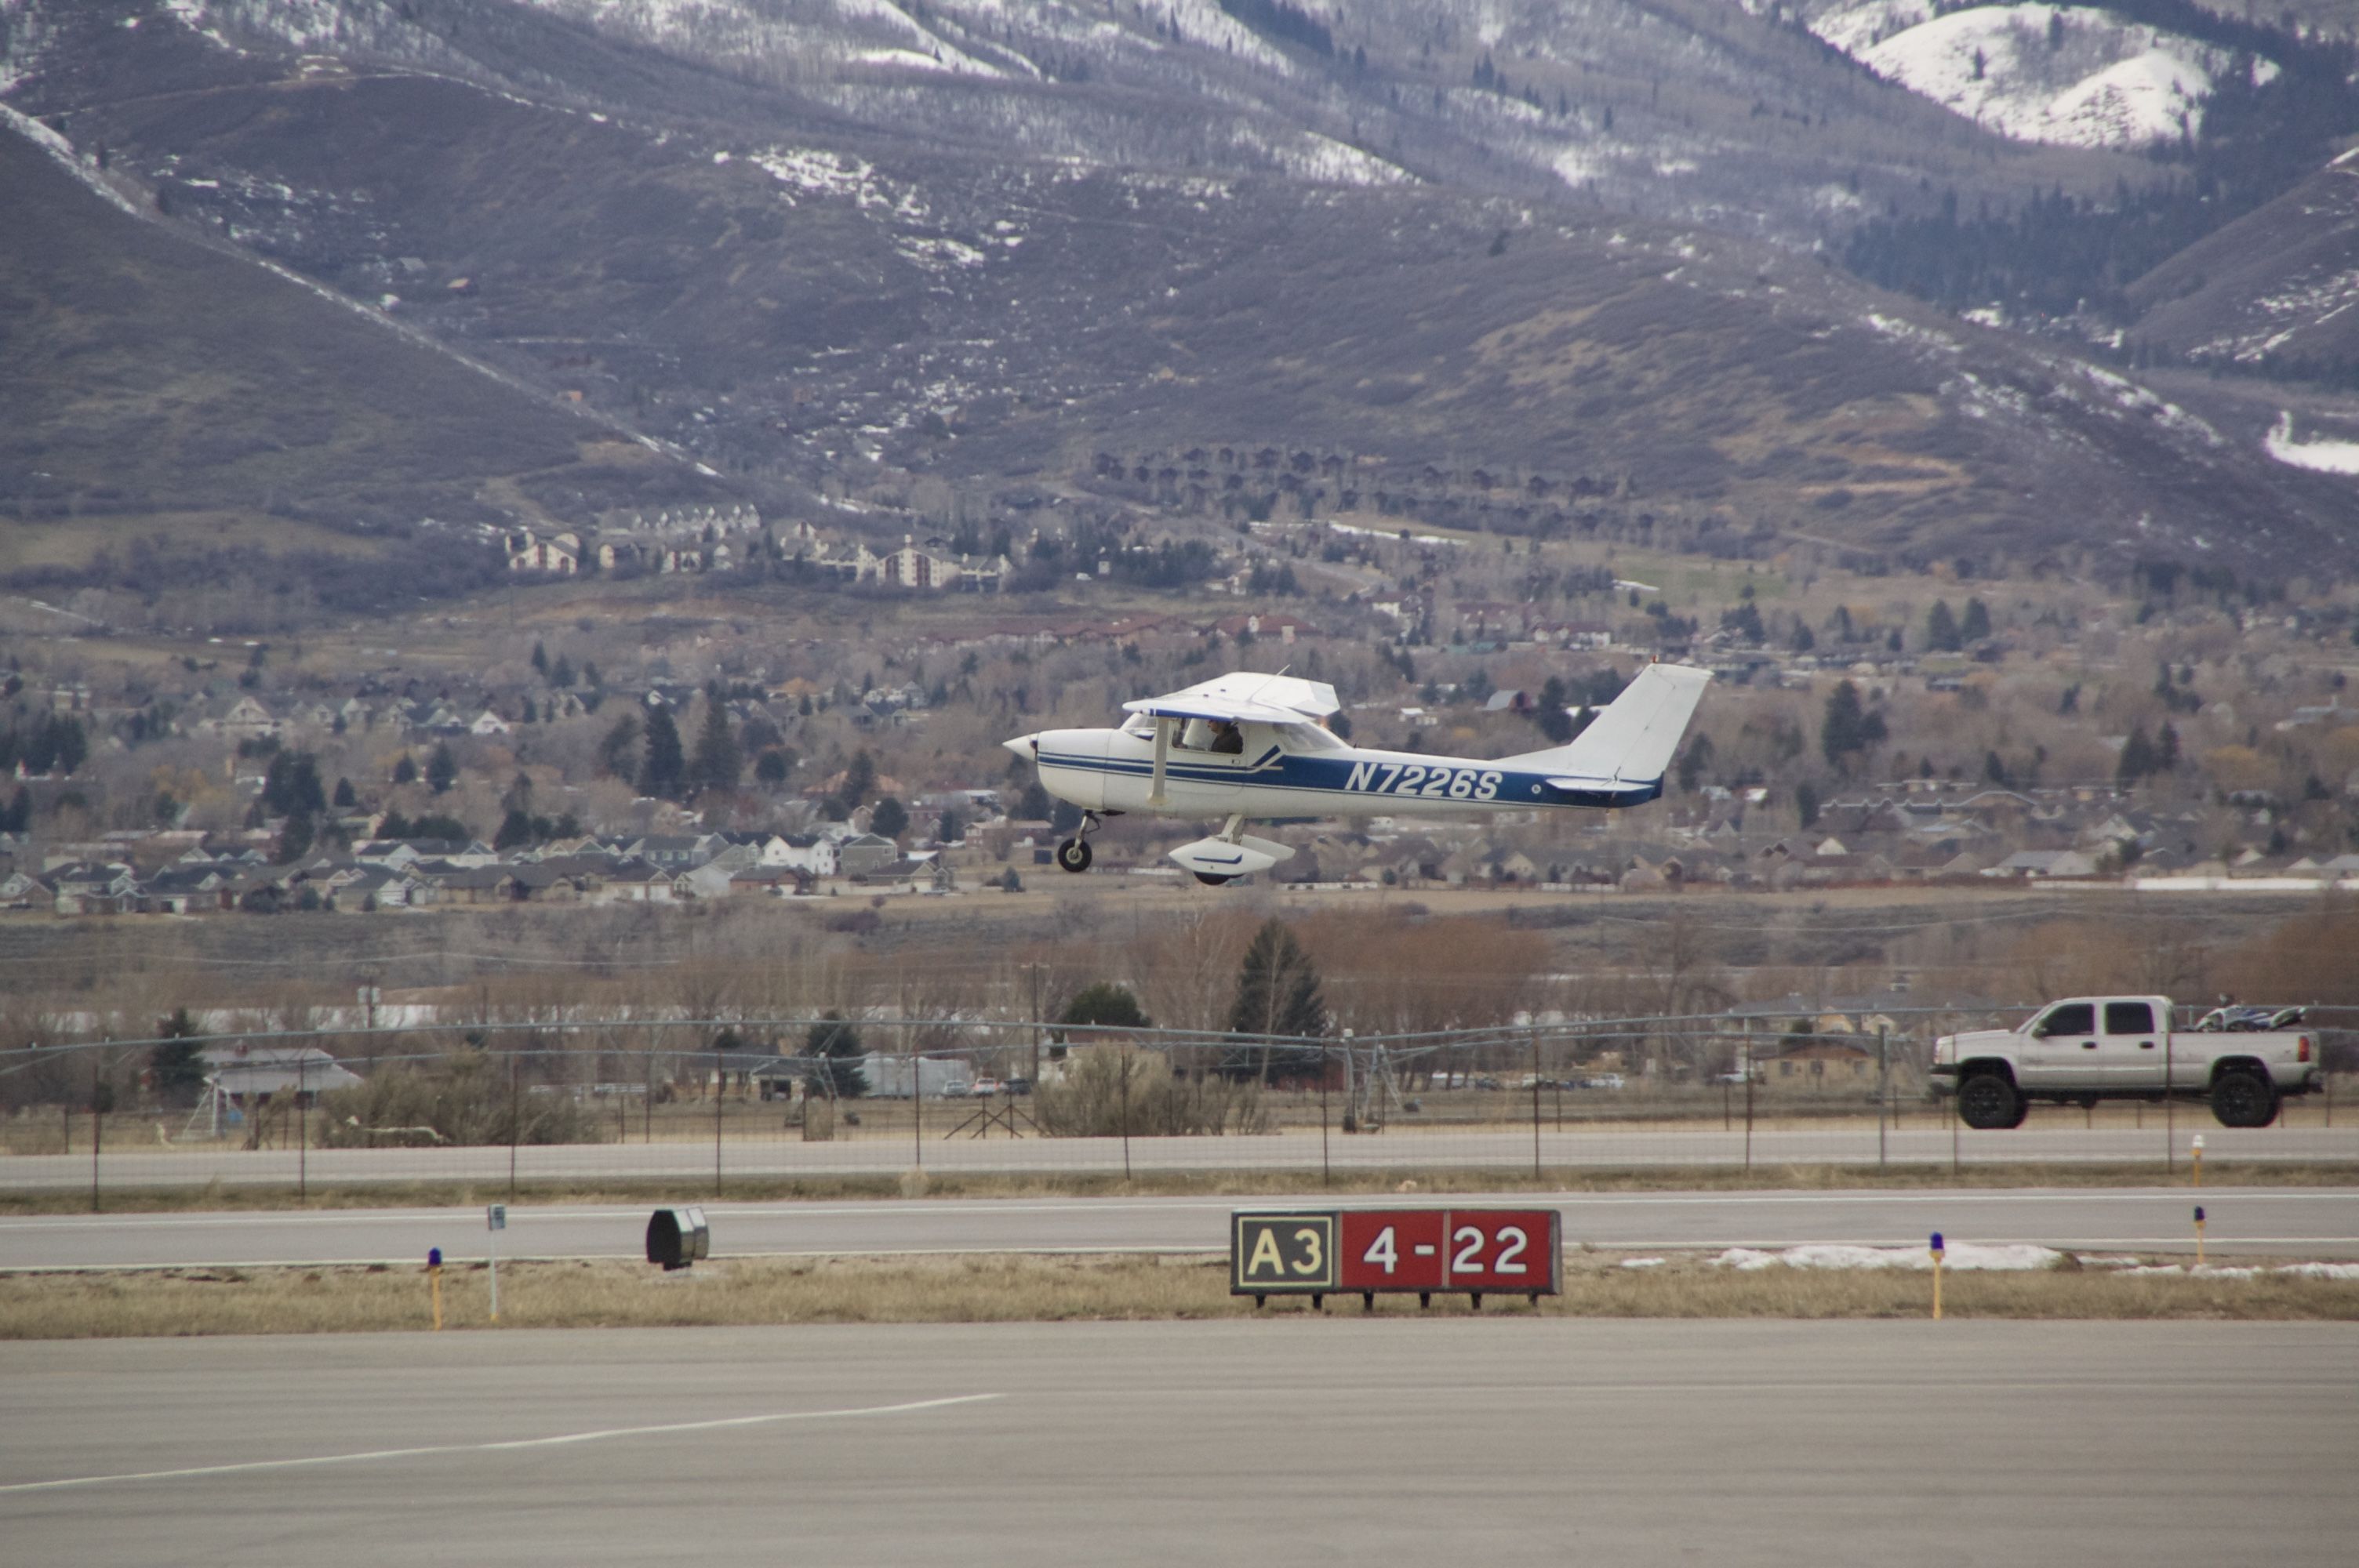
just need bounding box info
[1121,672,1340,728]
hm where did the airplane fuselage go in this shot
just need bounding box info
[1027,721,1661,821]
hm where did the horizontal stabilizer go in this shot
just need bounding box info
[1503,663,1712,786]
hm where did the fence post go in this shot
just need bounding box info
[2165,1031,2175,1174]
[913,1042,923,1171]
[1743,1057,1754,1173]
[90,1061,102,1215]
[714,1047,725,1196]
[1119,1045,1132,1183]
[299,1051,309,1203]
[1319,1040,1331,1187]
[508,1051,519,1203]
[1877,1025,1888,1169]
[1530,1026,1543,1181]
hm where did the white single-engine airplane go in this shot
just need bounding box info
[1004,662,1711,884]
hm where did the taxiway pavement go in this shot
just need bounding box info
[5,1185,2354,1270]
[2,1321,2352,1566]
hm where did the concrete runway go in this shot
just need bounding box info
[5,1186,2354,1270]
[2,1323,2352,1566]
[6,1121,2355,1189]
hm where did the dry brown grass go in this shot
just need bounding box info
[5,1161,2354,1216]
[3,1251,2351,1340]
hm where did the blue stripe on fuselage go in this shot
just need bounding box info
[1033,750,1661,809]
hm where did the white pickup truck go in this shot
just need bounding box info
[1929,996,2319,1130]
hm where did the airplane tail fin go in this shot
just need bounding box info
[1500,663,1712,784]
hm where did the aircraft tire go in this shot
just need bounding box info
[1055,838,1093,873]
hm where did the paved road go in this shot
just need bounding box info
[3,1323,2352,1566]
[5,1186,2353,1270]
[6,1121,2354,1189]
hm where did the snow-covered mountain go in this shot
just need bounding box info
[1764,1,2276,149]
[3,0,2353,586]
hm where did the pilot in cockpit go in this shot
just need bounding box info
[1207,720,1244,755]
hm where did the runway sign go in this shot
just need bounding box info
[1232,1209,1561,1304]
[1230,1211,1336,1293]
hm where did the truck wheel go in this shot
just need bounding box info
[2210,1071,2278,1129]
[1957,1072,2020,1131]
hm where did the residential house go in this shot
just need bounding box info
[47,862,139,915]
[836,833,903,879]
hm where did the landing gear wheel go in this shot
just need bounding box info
[1957,1073,2021,1131]
[1191,872,1234,887]
[1055,837,1094,874]
[2210,1070,2278,1128]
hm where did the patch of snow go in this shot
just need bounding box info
[1552,146,1609,189]
[2264,412,2359,475]
[1825,3,2275,151]
[893,234,988,270]
[1711,1242,2063,1272]
[1284,133,1411,187]
[1619,1256,1667,1269]
[751,146,925,220]
[1863,310,1958,353]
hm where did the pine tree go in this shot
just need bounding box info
[1821,680,1882,768]
[1925,600,1962,652]
[2117,724,2160,786]
[1961,597,1992,641]
[841,749,877,807]
[870,797,910,840]
[805,1012,867,1099]
[151,1007,208,1109]
[530,641,548,677]
[1226,918,1328,1083]
[689,697,740,795]
[425,743,457,796]
[598,713,641,778]
[639,706,685,798]
[275,811,316,863]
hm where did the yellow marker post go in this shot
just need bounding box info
[429,1247,445,1330]
[1929,1231,1945,1321]
[2191,1134,2204,1188]
[2194,1207,2206,1269]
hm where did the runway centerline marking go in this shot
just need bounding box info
[0,1392,1001,1496]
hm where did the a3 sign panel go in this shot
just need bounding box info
[1230,1208,1563,1301]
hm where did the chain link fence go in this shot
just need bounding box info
[2,1007,2353,1200]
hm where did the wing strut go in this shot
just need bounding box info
[1149,716,1171,808]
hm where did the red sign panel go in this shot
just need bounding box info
[1438,1210,1560,1293]
[1331,1208,1560,1295]
[1339,1209,1448,1291]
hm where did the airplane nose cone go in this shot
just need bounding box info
[1002,732,1038,760]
